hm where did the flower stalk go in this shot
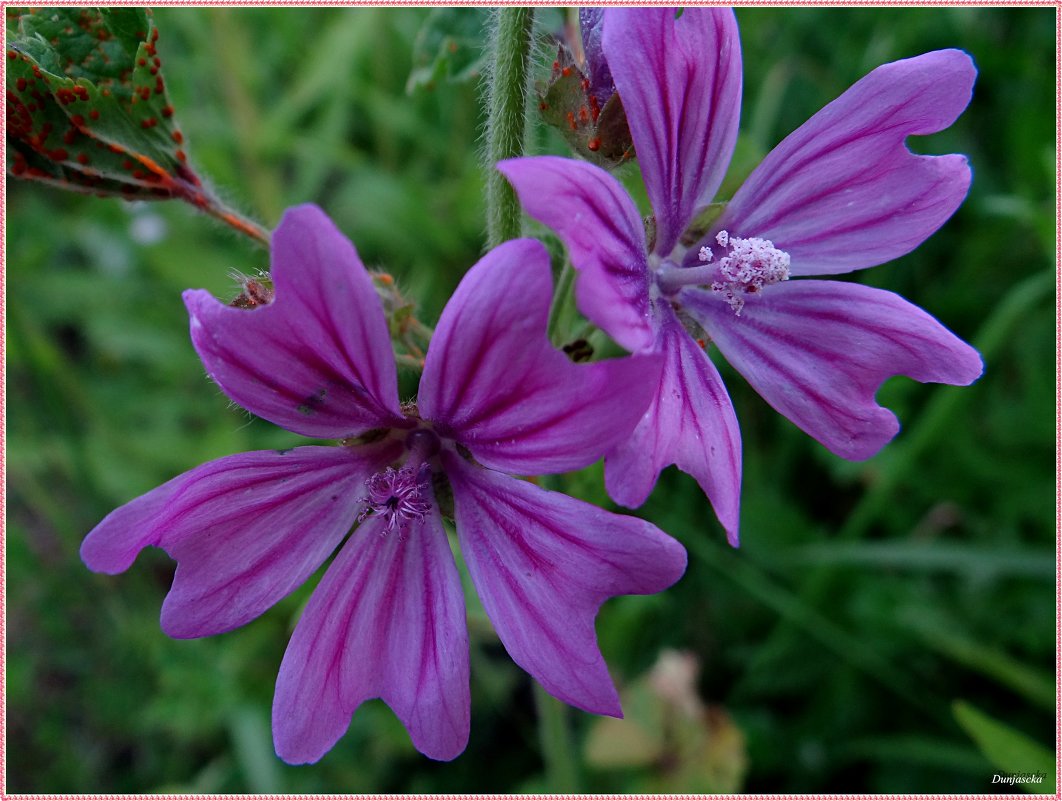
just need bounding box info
[484,8,535,247]
[483,11,588,784]
[202,198,272,247]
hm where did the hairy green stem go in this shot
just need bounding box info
[484,8,534,247]
[482,13,582,783]
[201,198,272,247]
[395,353,426,371]
[408,317,435,342]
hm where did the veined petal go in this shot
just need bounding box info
[420,238,662,476]
[82,444,400,637]
[273,507,469,764]
[444,451,687,716]
[604,8,742,256]
[605,307,742,545]
[497,157,654,353]
[682,281,983,460]
[185,204,406,439]
[709,50,975,276]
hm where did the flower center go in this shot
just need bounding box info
[358,429,440,534]
[359,464,432,533]
[700,230,790,315]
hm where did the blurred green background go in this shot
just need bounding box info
[6,7,1055,793]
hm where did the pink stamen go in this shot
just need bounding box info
[359,465,432,534]
[704,230,790,315]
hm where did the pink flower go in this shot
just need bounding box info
[81,205,686,763]
[500,8,983,545]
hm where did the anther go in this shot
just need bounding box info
[703,230,790,316]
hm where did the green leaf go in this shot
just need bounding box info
[953,700,1055,793]
[841,734,991,774]
[7,8,203,203]
[406,8,487,94]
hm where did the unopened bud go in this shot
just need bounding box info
[536,30,632,170]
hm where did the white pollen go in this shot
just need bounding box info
[710,231,791,315]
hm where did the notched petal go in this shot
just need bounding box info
[497,157,654,353]
[711,50,976,275]
[83,444,399,638]
[273,505,469,763]
[684,280,983,460]
[421,236,661,475]
[445,453,687,716]
[605,308,742,545]
[184,204,406,438]
[603,7,742,255]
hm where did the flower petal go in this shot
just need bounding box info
[682,281,983,460]
[81,444,400,638]
[579,9,614,106]
[605,307,742,545]
[708,50,975,276]
[273,508,469,764]
[444,451,687,715]
[497,157,654,352]
[185,204,406,439]
[604,8,742,255]
[420,238,662,476]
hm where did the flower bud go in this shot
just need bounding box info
[535,16,632,170]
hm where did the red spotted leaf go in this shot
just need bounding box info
[7,8,267,243]
[8,10,194,196]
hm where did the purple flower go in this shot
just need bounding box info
[80,205,686,763]
[499,8,983,545]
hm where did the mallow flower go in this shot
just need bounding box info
[499,8,983,545]
[80,204,686,763]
